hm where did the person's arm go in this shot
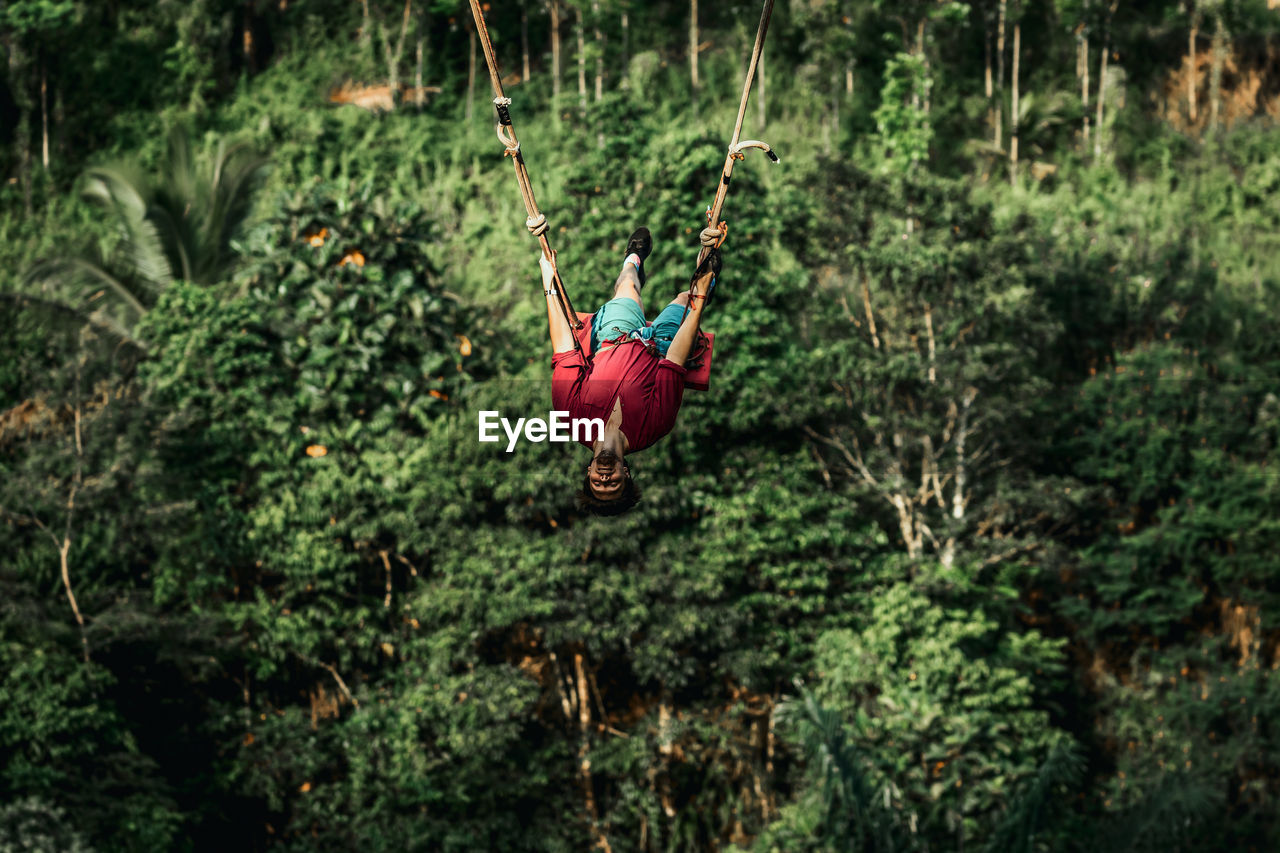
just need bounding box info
[541,252,577,355]
[662,301,702,368]
[663,271,714,367]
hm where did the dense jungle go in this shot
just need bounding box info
[2,1,1279,850]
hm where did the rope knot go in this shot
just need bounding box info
[699,223,727,248]
[495,121,520,154]
[526,214,549,236]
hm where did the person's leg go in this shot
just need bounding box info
[592,253,646,351]
[611,262,644,314]
[643,293,691,358]
[592,288,647,351]
[592,229,652,351]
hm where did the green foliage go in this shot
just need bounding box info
[0,0,76,33]
[750,683,910,853]
[873,53,933,175]
[0,798,94,853]
[1081,636,1277,851]
[980,738,1086,853]
[19,129,267,342]
[0,571,183,851]
[796,160,1059,573]
[811,584,1070,847]
[4,2,1280,850]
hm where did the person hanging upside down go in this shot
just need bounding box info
[541,226,722,517]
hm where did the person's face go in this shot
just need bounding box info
[587,448,628,501]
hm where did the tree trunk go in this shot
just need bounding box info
[573,653,611,852]
[467,23,476,120]
[575,5,586,113]
[845,1,855,99]
[1010,20,1020,183]
[381,0,412,110]
[592,1,603,102]
[1081,32,1090,145]
[916,19,930,116]
[995,0,1006,151]
[829,70,839,154]
[985,15,993,141]
[414,38,424,105]
[690,0,699,120]
[621,7,629,88]
[550,1,562,107]
[40,61,49,170]
[521,0,531,82]
[59,534,88,663]
[658,692,677,819]
[417,4,430,106]
[1095,38,1106,157]
[63,372,88,663]
[243,0,254,71]
[54,83,65,163]
[9,41,32,215]
[764,700,777,816]
[1188,1,1199,121]
[1095,1,1117,157]
[952,390,976,522]
[1209,11,1225,134]
[361,0,371,48]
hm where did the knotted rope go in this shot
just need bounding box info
[467,1,582,339]
[696,0,779,269]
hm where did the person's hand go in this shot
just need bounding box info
[539,250,557,289]
[690,247,722,300]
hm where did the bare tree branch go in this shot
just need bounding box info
[294,651,360,710]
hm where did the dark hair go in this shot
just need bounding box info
[575,471,642,516]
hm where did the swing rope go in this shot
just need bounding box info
[466,0,583,341]
[678,0,779,364]
[697,0,779,268]
[467,0,778,365]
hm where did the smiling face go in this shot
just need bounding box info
[575,448,642,517]
[586,447,629,501]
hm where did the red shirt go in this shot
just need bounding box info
[551,341,687,452]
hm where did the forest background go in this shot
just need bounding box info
[2,0,1279,850]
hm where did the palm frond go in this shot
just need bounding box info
[163,128,198,215]
[982,738,1085,853]
[0,290,144,350]
[783,681,908,853]
[201,142,270,283]
[17,130,266,345]
[82,167,174,296]
[145,204,194,282]
[24,257,149,319]
[1087,771,1225,853]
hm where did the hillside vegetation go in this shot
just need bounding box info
[2,1,1279,850]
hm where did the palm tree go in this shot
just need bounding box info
[17,129,268,347]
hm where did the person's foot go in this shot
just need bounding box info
[624,226,652,287]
